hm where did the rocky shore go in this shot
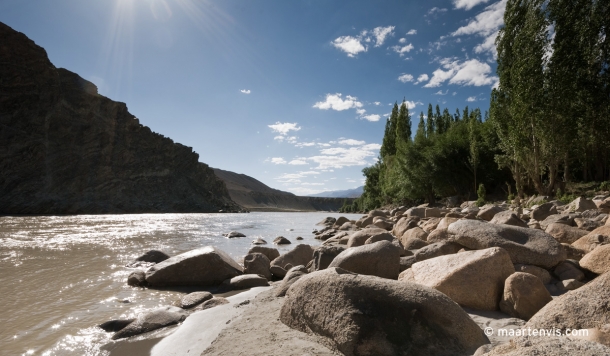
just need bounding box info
[96,194,610,355]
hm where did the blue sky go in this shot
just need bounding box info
[1,0,505,195]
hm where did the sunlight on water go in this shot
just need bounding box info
[0,212,360,355]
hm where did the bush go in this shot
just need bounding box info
[600,181,610,191]
[476,184,486,207]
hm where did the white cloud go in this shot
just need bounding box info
[453,0,489,10]
[356,108,367,115]
[404,101,423,109]
[268,122,301,135]
[240,89,251,94]
[362,114,381,122]
[467,96,477,102]
[332,36,367,57]
[414,74,429,84]
[374,101,381,106]
[399,38,407,44]
[372,26,395,46]
[398,74,414,83]
[271,157,286,164]
[313,93,364,111]
[406,29,417,35]
[288,159,308,165]
[434,90,448,95]
[276,171,320,180]
[424,58,498,88]
[427,7,448,15]
[295,142,316,147]
[452,0,506,56]
[391,44,414,56]
[307,143,382,170]
[301,182,325,186]
[338,139,366,146]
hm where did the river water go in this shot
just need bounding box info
[0,212,361,356]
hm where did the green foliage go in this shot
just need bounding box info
[600,181,610,191]
[476,183,486,207]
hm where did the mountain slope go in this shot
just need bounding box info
[309,186,363,198]
[0,22,239,214]
[213,168,350,211]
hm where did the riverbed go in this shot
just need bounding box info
[0,212,361,356]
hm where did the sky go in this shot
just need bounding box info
[1,0,505,195]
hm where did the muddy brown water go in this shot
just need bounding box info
[0,212,360,356]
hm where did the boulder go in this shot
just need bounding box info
[436,217,459,230]
[553,260,585,281]
[145,247,243,287]
[346,227,391,248]
[269,265,287,279]
[243,253,271,280]
[134,250,170,263]
[223,231,245,238]
[275,265,308,297]
[421,218,442,233]
[568,197,598,212]
[112,306,188,339]
[409,247,514,310]
[545,223,588,244]
[531,202,558,221]
[355,215,374,228]
[274,236,291,245]
[372,217,393,230]
[448,220,566,269]
[598,197,610,213]
[251,237,267,245]
[195,297,229,311]
[311,245,345,271]
[402,237,428,250]
[222,274,269,290]
[562,243,587,260]
[580,244,610,274]
[513,264,552,284]
[540,214,578,230]
[414,241,462,262]
[405,207,426,218]
[557,278,585,291]
[368,209,388,218]
[399,256,417,271]
[280,268,489,356]
[574,218,602,231]
[526,271,610,331]
[499,272,553,320]
[270,244,314,271]
[98,319,134,332]
[328,240,401,279]
[572,226,610,252]
[296,236,303,240]
[338,222,358,231]
[364,232,394,245]
[177,291,213,309]
[316,217,336,226]
[425,207,442,218]
[426,228,450,243]
[391,217,418,238]
[333,216,350,228]
[400,227,428,245]
[480,335,610,355]
[477,206,505,221]
[247,246,280,261]
[489,211,528,228]
[127,270,146,287]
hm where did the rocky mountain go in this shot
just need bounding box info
[308,186,363,198]
[213,168,350,211]
[0,22,239,214]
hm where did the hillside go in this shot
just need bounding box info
[0,22,239,214]
[309,186,363,198]
[213,168,350,211]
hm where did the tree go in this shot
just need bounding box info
[426,104,435,137]
[380,103,399,159]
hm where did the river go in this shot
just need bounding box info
[0,212,361,356]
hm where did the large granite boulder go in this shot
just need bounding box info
[145,247,243,287]
[222,274,269,290]
[270,244,314,271]
[275,265,308,297]
[526,271,610,332]
[477,206,505,221]
[489,211,528,228]
[112,306,188,339]
[391,217,418,238]
[579,244,610,274]
[328,240,401,279]
[410,247,514,310]
[448,220,566,269]
[346,227,392,248]
[531,202,558,221]
[545,223,588,244]
[414,241,462,262]
[134,250,170,264]
[400,227,428,245]
[499,272,553,320]
[280,268,489,356]
[243,253,271,280]
[311,245,345,271]
[572,226,610,252]
[247,246,280,261]
[568,197,598,212]
[513,264,552,284]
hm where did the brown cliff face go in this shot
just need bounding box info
[0,22,239,214]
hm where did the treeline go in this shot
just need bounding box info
[491,0,609,196]
[343,0,609,213]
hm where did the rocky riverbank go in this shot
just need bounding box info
[98,194,610,355]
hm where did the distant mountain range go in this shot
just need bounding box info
[308,186,364,198]
[213,168,352,212]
